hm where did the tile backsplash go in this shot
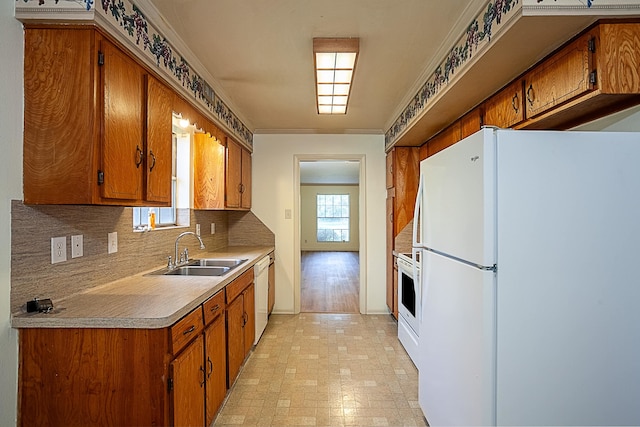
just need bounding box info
[10,201,273,315]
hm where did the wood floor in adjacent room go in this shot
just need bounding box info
[301,251,360,314]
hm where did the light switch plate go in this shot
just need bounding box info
[51,236,67,264]
[108,232,118,254]
[285,209,292,219]
[195,224,201,236]
[71,235,83,258]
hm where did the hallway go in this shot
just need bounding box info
[213,313,425,426]
[301,252,360,313]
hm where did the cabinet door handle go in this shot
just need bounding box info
[511,92,519,113]
[526,84,535,107]
[207,357,213,378]
[182,325,196,335]
[135,145,143,168]
[199,365,206,387]
[238,183,244,194]
[149,150,156,172]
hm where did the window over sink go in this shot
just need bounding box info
[133,116,191,231]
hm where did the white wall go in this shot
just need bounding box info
[0,2,23,425]
[573,105,640,131]
[300,185,359,252]
[251,134,387,314]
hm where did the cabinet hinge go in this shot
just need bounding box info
[167,377,173,392]
[98,51,104,66]
[589,70,598,86]
[97,170,104,185]
[588,37,596,53]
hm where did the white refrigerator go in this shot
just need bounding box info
[413,127,640,426]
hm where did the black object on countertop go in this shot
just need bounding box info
[26,298,54,313]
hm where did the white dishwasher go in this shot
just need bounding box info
[253,255,270,345]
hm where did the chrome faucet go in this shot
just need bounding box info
[170,231,205,269]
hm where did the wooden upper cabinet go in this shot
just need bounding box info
[392,147,420,236]
[386,152,394,189]
[23,27,173,206]
[193,133,226,209]
[427,122,460,158]
[518,22,640,129]
[23,28,99,204]
[225,138,252,210]
[484,80,525,128]
[460,107,482,139]
[146,76,174,204]
[241,145,252,209]
[597,23,640,94]
[101,39,145,201]
[523,31,594,119]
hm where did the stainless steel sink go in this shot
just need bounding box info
[146,258,248,277]
[164,265,230,276]
[189,258,247,268]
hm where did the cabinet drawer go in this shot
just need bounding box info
[226,269,254,303]
[203,290,225,326]
[170,307,204,355]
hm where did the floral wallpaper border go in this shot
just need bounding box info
[384,0,522,148]
[16,0,254,149]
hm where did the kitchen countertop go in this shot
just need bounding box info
[11,246,274,329]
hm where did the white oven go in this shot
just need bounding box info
[397,253,420,365]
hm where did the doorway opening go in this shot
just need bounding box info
[301,251,359,313]
[295,157,364,314]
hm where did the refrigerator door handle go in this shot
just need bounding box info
[412,171,424,287]
[412,171,423,249]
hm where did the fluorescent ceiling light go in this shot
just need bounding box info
[313,38,359,115]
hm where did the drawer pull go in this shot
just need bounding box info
[183,325,196,335]
[210,304,220,312]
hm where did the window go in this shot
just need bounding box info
[317,194,350,242]
[133,119,190,231]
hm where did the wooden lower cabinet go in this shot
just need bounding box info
[172,335,206,427]
[205,314,227,426]
[226,282,255,387]
[19,328,170,427]
[18,276,260,427]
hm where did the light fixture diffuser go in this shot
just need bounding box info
[313,38,359,115]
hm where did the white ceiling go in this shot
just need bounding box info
[141,0,485,135]
[138,1,636,145]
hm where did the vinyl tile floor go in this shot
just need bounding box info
[213,313,427,427]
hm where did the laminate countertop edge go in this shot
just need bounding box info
[11,245,274,329]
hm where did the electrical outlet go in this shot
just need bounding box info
[195,224,201,236]
[51,236,67,264]
[210,223,216,234]
[108,232,118,254]
[71,235,83,258]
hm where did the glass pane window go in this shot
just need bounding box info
[317,194,350,242]
[133,134,178,231]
